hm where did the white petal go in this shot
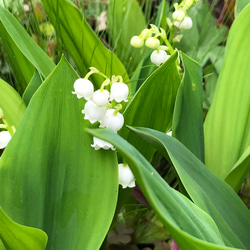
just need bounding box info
[172,10,185,22]
[91,137,115,150]
[118,164,136,189]
[0,131,11,149]
[72,78,94,100]
[92,89,110,107]
[174,17,193,29]
[82,100,107,124]
[101,109,124,132]
[150,50,170,66]
[110,82,129,103]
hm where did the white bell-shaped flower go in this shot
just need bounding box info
[92,89,110,107]
[150,50,170,66]
[100,109,124,132]
[72,78,94,100]
[82,100,107,124]
[130,36,144,48]
[145,37,160,49]
[174,16,193,29]
[172,10,186,22]
[110,82,129,103]
[118,163,136,189]
[91,137,115,150]
[0,131,11,149]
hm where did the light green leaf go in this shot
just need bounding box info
[0,78,26,129]
[172,52,204,161]
[0,56,118,250]
[41,0,129,89]
[0,5,55,94]
[0,208,47,250]
[120,52,180,160]
[128,127,249,249]
[87,128,241,250]
[235,1,250,17]
[204,4,250,181]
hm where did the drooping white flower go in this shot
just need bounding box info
[0,131,11,149]
[130,36,144,48]
[172,10,186,22]
[174,16,193,29]
[92,89,110,107]
[91,136,115,150]
[82,100,107,124]
[150,50,170,66]
[145,37,160,49]
[100,109,124,132]
[110,82,129,103]
[118,163,136,189]
[72,78,94,100]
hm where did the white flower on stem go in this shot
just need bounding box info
[174,16,193,29]
[72,78,94,100]
[92,89,110,107]
[172,10,186,22]
[82,100,107,124]
[100,109,124,132]
[145,37,160,49]
[110,82,129,103]
[150,50,170,66]
[118,163,136,189]
[130,36,144,48]
[0,131,11,149]
[91,137,115,150]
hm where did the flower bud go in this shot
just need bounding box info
[92,89,110,107]
[172,10,186,22]
[0,131,11,149]
[100,109,124,132]
[150,50,170,66]
[72,78,94,100]
[91,137,115,150]
[110,82,129,103]
[145,37,160,49]
[130,36,144,48]
[118,163,136,188]
[174,16,193,29]
[82,100,107,124]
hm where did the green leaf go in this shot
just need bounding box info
[128,127,249,249]
[108,0,147,75]
[204,4,250,182]
[235,1,250,17]
[172,52,204,161]
[0,208,47,250]
[0,56,118,250]
[120,52,181,160]
[87,128,241,250]
[0,78,26,129]
[0,5,55,93]
[41,0,129,88]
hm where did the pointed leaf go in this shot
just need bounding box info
[0,56,118,250]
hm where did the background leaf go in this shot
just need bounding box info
[0,56,118,250]
[172,52,204,161]
[204,4,250,182]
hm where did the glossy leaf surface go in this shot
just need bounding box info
[0,56,118,250]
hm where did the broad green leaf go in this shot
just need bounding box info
[120,52,180,160]
[225,146,250,192]
[0,5,55,93]
[204,4,250,181]
[0,56,118,250]
[0,78,26,129]
[0,208,47,250]
[108,0,147,75]
[129,127,249,249]
[41,0,129,89]
[87,128,241,250]
[172,52,204,161]
[235,1,249,16]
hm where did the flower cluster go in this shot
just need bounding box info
[130,24,171,66]
[72,67,129,150]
